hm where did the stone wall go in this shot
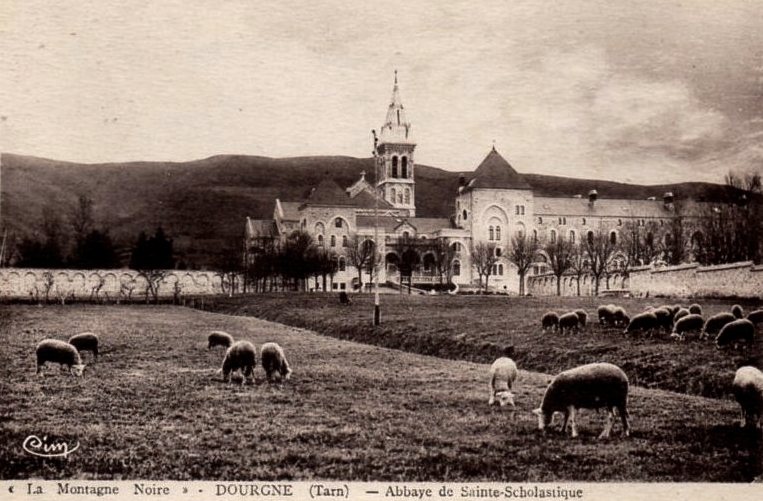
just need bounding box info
[527,261,763,298]
[0,268,236,300]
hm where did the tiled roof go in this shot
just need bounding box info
[356,215,408,231]
[465,147,531,191]
[355,216,451,234]
[279,202,301,221]
[534,197,710,218]
[247,218,276,237]
[304,179,356,206]
[407,217,453,234]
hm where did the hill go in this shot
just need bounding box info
[0,153,735,268]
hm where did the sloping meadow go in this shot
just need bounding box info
[0,304,759,481]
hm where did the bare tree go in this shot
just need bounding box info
[507,232,539,296]
[345,234,377,292]
[472,241,498,293]
[545,234,573,296]
[430,238,457,286]
[568,241,589,296]
[137,269,168,304]
[584,230,616,295]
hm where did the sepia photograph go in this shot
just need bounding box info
[1,0,763,493]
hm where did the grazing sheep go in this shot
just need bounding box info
[260,342,292,382]
[716,319,756,350]
[732,366,763,429]
[612,307,629,328]
[673,308,690,323]
[488,357,518,408]
[597,305,616,326]
[669,304,682,316]
[670,314,704,341]
[36,339,85,376]
[702,312,736,340]
[574,309,588,330]
[731,304,745,319]
[67,332,99,363]
[624,312,657,336]
[541,311,559,332]
[532,362,630,439]
[208,331,234,349]
[221,341,257,384]
[652,307,674,332]
[689,303,703,316]
[747,310,763,326]
[558,312,580,334]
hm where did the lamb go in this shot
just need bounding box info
[36,339,86,376]
[624,312,657,336]
[221,341,257,384]
[702,312,736,340]
[574,309,588,330]
[67,332,99,363]
[260,342,292,382]
[670,314,704,341]
[689,303,703,316]
[716,319,755,350]
[558,312,580,334]
[732,366,763,429]
[747,310,763,326]
[208,331,234,349]
[673,307,690,323]
[612,307,629,328]
[541,311,559,332]
[532,362,630,439]
[731,304,745,319]
[488,357,518,408]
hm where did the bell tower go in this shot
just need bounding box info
[375,71,416,217]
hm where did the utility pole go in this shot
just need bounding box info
[372,130,381,326]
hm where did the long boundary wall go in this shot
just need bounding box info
[0,268,236,300]
[528,261,763,298]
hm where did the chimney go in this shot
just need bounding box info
[360,170,366,182]
[663,192,674,209]
[459,174,466,187]
[588,189,598,207]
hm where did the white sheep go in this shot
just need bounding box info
[208,331,234,349]
[541,311,559,332]
[670,314,704,341]
[488,357,517,408]
[702,312,736,340]
[558,312,579,334]
[68,332,99,363]
[221,341,257,385]
[533,362,630,439]
[36,339,86,377]
[732,366,763,429]
[716,319,755,350]
[260,342,292,382]
[624,312,657,336]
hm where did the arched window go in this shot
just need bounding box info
[587,231,594,245]
[335,217,342,228]
[342,235,348,247]
[397,192,403,204]
[462,210,468,220]
[495,247,502,257]
[550,229,557,243]
[489,226,494,241]
[569,230,575,244]
[315,222,325,234]
[538,217,543,224]
[646,232,654,247]
[582,218,586,225]
[404,188,410,204]
[317,235,324,246]
[338,257,346,271]
[452,260,461,276]
[532,229,538,242]
[617,219,622,226]
[401,157,408,178]
[391,188,396,203]
[664,233,673,246]
[610,231,617,245]
[452,242,461,252]
[330,235,336,247]
[392,156,398,178]
[423,253,435,272]
[496,226,501,241]
[402,231,410,239]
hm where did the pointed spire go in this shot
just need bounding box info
[381,70,413,144]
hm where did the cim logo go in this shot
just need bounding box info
[22,435,80,458]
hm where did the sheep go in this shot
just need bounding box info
[67,332,99,363]
[673,307,690,323]
[670,314,704,341]
[689,303,703,316]
[612,307,629,328]
[574,309,588,330]
[208,331,234,349]
[488,357,518,408]
[651,307,674,333]
[541,311,559,332]
[624,312,657,336]
[669,304,682,316]
[716,319,756,350]
[597,305,614,326]
[36,339,85,377]
[221,341,257,385]
[731,304,745,319]
[747,310,763,326]
[732,366,763,429]
[532,362,630,439]
[558,312,579,334]
[260,342,292,382]
[702,312,736,340]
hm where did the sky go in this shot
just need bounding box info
[1,0,762,184]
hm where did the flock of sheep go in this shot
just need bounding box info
[541,302,763,349]
[34,330,292,384]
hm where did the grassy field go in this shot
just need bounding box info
[198,294,763,399]
[0,304,761,481]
